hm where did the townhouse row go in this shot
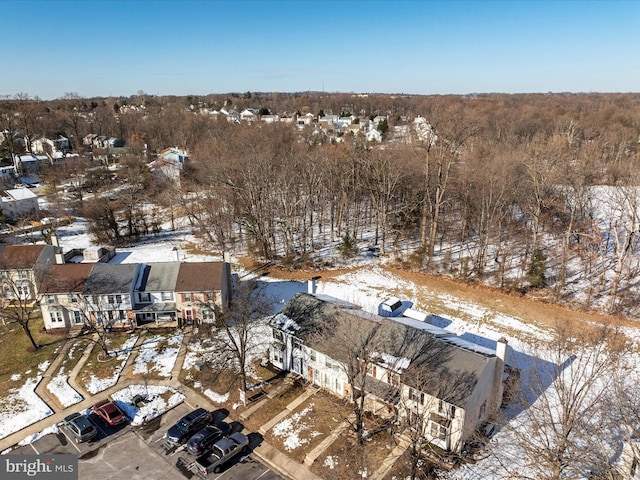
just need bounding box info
[0,244,231,330]
[270,289,512,454]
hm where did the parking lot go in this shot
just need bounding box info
[9,402,283,480]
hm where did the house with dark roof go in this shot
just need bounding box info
[82,263,141,328]
[39,263,94,329]
[175,262,231,325]
[269,291,509,453]
[0,244,57,301]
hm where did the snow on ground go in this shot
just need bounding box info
[17,424,59,447]
[110,384,185,426]
[46,373,83,408]
[0,377,53,440]
[133,331,183,378]
[84,336,139,394]
[271,404,321,451]
[203,390,229,403]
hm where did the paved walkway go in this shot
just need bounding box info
[370,431,413,480]
[0,326,323,480]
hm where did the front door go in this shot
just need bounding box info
[308,366,313,384]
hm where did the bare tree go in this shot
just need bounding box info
[0,270,42,350]
[207,279,272,392]
[490,324,624,480]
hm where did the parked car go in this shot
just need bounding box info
[195,432,249,475]
[62,412,97,443]
[186,425,224,455]
[92,399,127,426]
[165,408,212,445]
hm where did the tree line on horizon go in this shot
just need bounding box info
[2,92,640,315]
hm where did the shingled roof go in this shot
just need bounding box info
[274,293,493,407]
[39,263,94,294]
[83,263,140,295]
[0,244,55,270]
[175,262,224,292]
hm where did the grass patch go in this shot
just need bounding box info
[57,337,91,375]
[243,380,305,432]
[78,332,137,386]
[0,317,67,397]
[381,448,438,480]
[309,418,395,480]
[265,389,352,464]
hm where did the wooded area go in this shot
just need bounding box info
[2,92,640,316]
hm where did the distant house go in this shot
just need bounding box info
[240,109,258,122]
[31,135,70,156]
[148,147,189,184]
[270,291,509,454]
[0,244,57,301]
[261,114,280,124]
[174,262,231,325]
[366,129,383,143]
[12,153,47,174]
[0,188,39,220]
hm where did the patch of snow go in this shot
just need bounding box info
[17,424,59,446]
[272,404,315,451]
[84,335,138,394]
[0,377,53,440]
[133,331,183,378]
[203,390,229,403]
[110,384,185,426]
[324,456,338,469]
[46,373,83,408]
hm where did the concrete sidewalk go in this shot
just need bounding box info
[2,327,321,480]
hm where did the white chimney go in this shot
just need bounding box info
[491,337,508,416]
[308,276,321,294]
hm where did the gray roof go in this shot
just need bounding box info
[275,293,494,407]
[138,262,180,292]
[83,263,140,295]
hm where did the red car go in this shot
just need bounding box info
[92,399,127,426]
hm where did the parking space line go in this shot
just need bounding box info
[30,443,39,455]
[60,429,82,454]
[255,469,270,479]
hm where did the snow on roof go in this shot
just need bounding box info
[4,188,37,200]
[272,312,301,334]
[376,352,411,373]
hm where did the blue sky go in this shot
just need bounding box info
[5,0,639,99]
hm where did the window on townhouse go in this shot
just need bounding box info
[72,311,83,324]
[420,392,425,405]
[18,270,29,279]
[161,291,172,301]
[409,388,416,402]
[310,350,316,362]
[139,292,151,302]
[68,294,78,303]
[118,310,125,320]
[16,281,30,299]
[46,294,56,304]
[183,293,193,302]
[201,308,214,322]
[51,310,64,324]
[430,421,448,441]
[0,271,8,278]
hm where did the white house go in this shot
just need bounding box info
[31,135,70,155]
[269,291,510,454]
[366,129,383,143]
[0,188,39,220]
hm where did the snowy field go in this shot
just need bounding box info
[1,214,637,477]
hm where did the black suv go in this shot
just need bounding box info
[166,408,213,445]
[186,425,224,455]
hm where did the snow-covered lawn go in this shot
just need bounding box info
[83,336,139,394]
[132,331,183,378]
[110,384,185,426]
[0,362,54,440]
